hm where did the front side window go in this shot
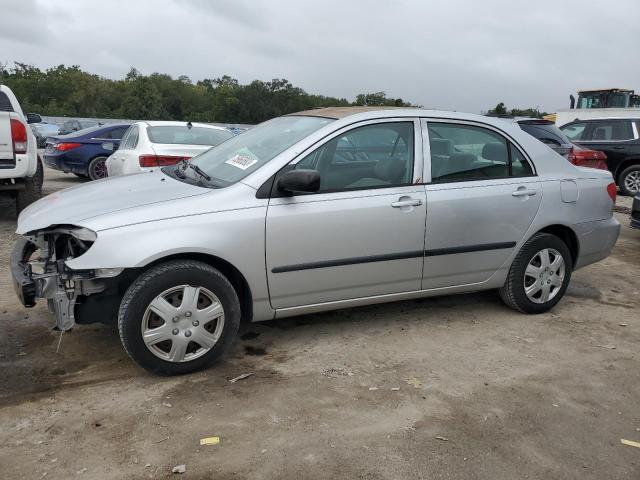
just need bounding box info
[294,122,414,192]
[561,122,587,141]
[588,121,633,141]
[428,123,532,182]
[147,126,233,146]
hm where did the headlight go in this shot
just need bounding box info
[69,227,97,242]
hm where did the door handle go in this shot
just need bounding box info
[512,188,537,197]
[391,198,423,208]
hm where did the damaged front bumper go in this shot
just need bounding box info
[10,230,122,331]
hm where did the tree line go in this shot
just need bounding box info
[485,102,549,118]
[0,63,416,124]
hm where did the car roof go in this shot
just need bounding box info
[565,117,640,122]
[289,106,415,119]
[288,107,524,128]
[140,121,228,130]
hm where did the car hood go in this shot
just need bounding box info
[17,170,209,234]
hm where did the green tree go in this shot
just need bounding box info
[2,62,419,123]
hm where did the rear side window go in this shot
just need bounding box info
[428,122,532,182]
[518,122,570,147]
[120,126,139,150]
[561,122,587,140]
[92,127,128,140]
[147,126,233,146]
[110,127,128,140]
[0,92,13,112]
[587,121,633,141]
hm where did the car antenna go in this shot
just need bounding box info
[187,121,192,129]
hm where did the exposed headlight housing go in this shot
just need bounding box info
[68,227,97,242]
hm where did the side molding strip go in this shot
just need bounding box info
[271,242,516,273]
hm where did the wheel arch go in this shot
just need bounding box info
[86,154,109,177]
[140,252,254,324]
[614,157,640,182]
[534,224,579,266]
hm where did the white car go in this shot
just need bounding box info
[105,121,233,176]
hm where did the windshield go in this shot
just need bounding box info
[148,125,233,146]
[189,116,334,185]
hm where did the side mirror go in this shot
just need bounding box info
[277,169,321,194]
[102,142,117,152]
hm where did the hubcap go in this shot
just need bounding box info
[141,285,225,363]
[93,158,108,179]
[523,248,565,304]
[624,170,640,194]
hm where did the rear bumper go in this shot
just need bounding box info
[43,154,87,175]
[0,152,34,179]
[574,216,620,270]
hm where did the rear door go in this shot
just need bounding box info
[265,119,426,309]
[422,120,542,289]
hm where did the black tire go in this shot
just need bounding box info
[618,164,640,197]
[15,159,43,215]
[499,233,573,314]
[118,260,241,375]
[35,156,44,192]
[88,156,108,181]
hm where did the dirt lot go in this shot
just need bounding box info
[0,168,638,479]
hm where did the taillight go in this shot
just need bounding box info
[55,142,82,151]
[568,146,608,170]
[606,182,617,203]
[139,155,190,167]
[10,118,27,154]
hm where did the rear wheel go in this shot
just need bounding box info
[499,233,572,314]
[88,156,108,181]
[619,164,640,197]
[118,260,240,375]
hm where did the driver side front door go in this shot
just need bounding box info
[265,119,427,310]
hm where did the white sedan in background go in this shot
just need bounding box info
[106,121,233,176]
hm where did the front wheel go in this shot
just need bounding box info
[118,260,241,375]
[619,164,640,197]
[499,233,572,314]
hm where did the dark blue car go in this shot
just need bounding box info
[44,123,131,180]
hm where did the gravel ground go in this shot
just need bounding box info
[0,168,638,479]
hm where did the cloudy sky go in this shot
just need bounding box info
[2,0,639,113]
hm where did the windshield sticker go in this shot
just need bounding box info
[225,153,258,170]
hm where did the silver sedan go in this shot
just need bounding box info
[11,108,620,374]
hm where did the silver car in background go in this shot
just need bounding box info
[11,107,620,375]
